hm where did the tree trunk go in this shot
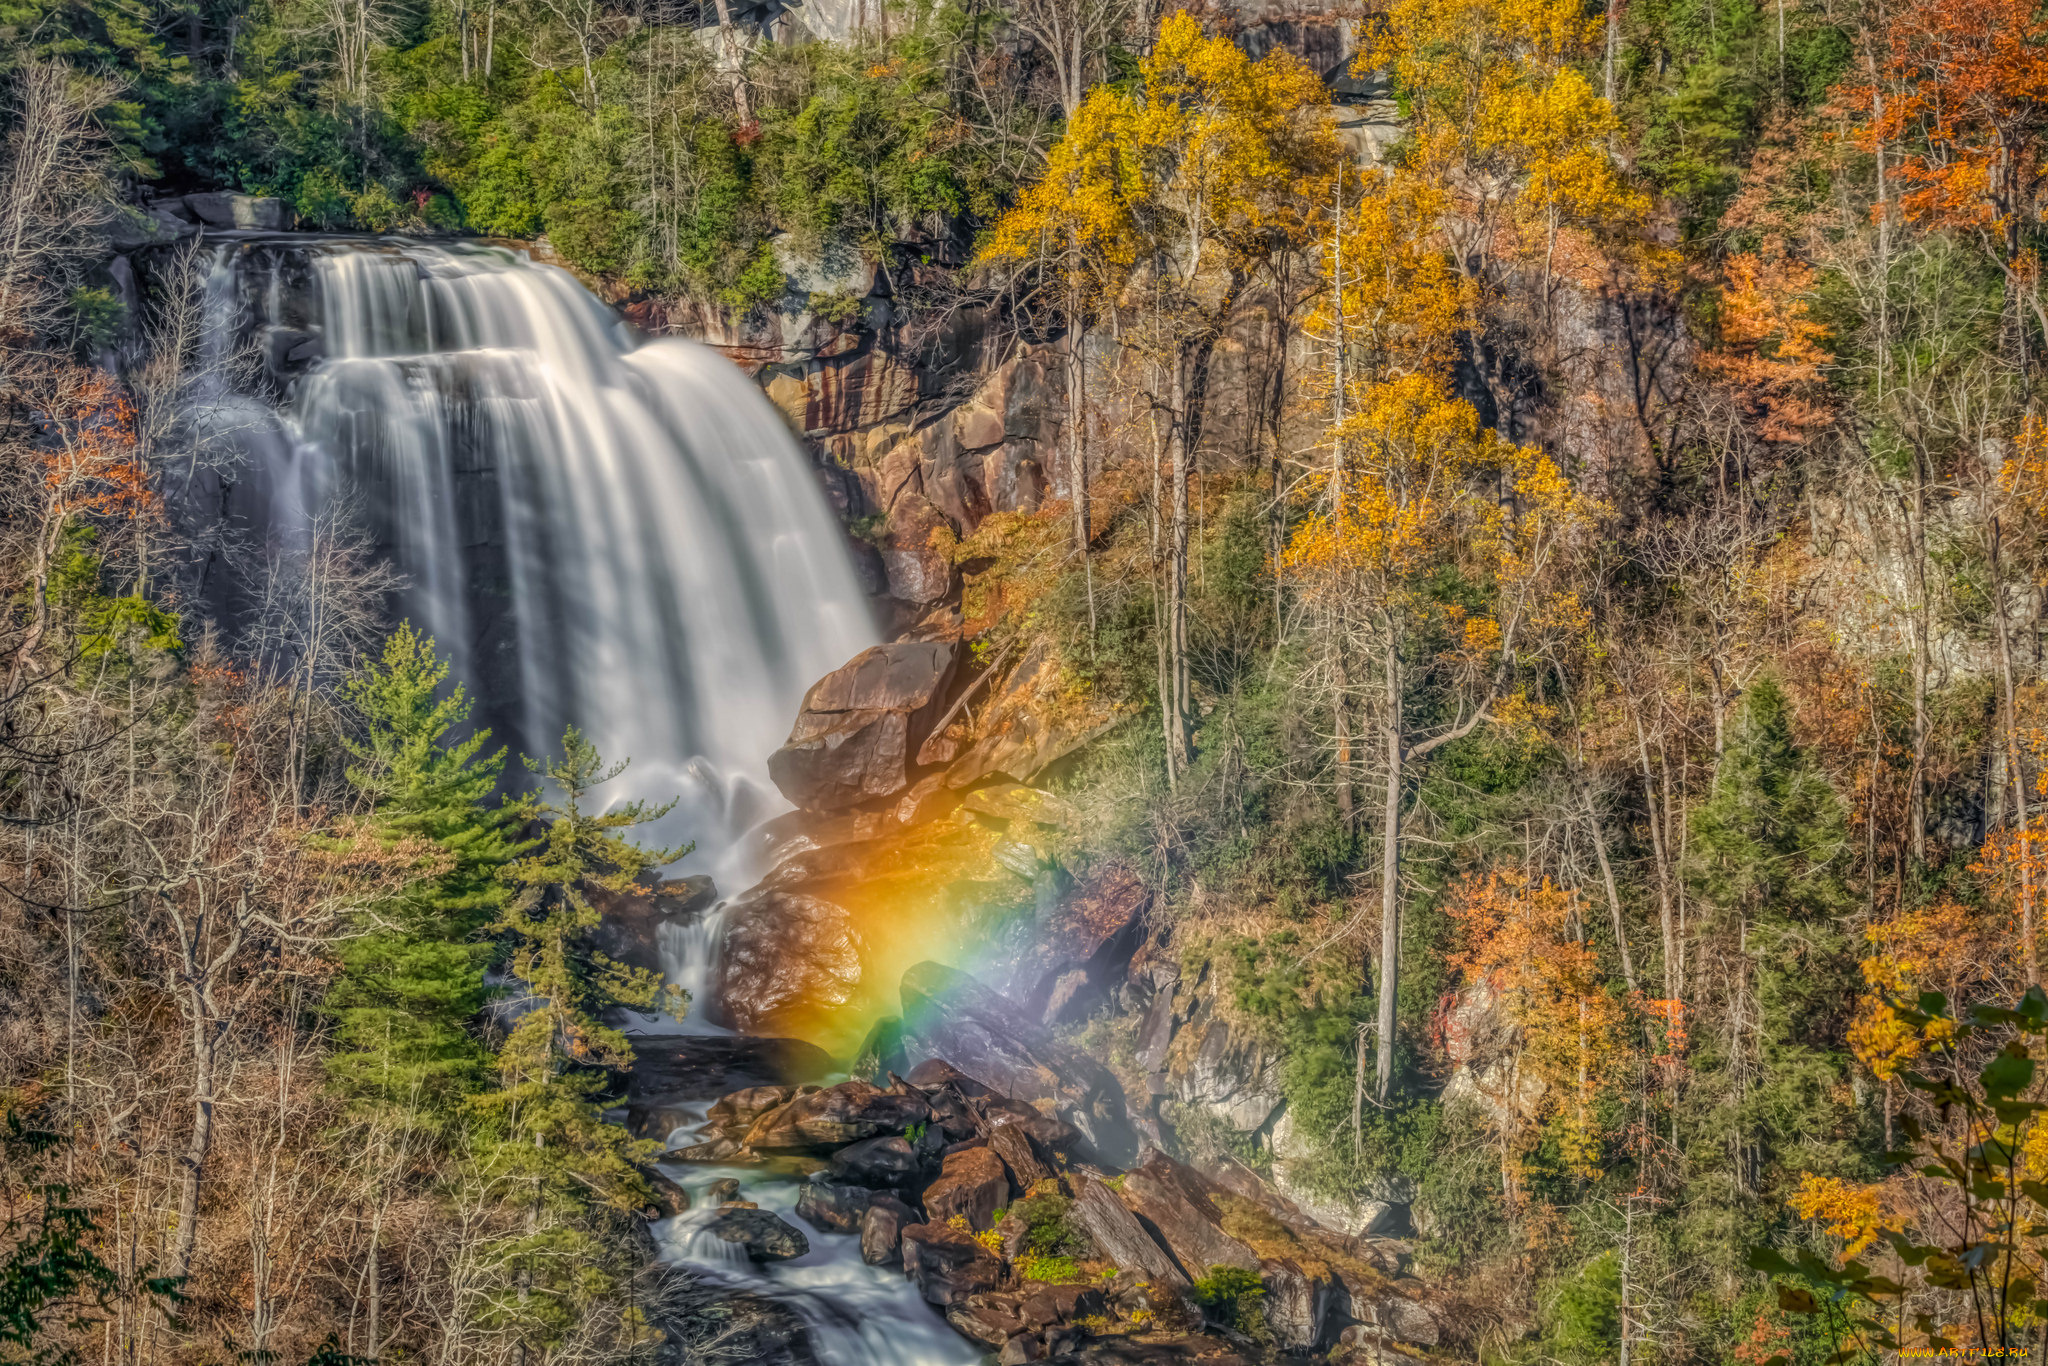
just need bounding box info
[1375,633,1402,1103]
[1992,511,2038,984]
[1585,787,1638,992]
[171,1003,220,1280]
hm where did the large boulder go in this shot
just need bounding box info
[830,1134,921,1188]
[703,1207,810,1261]
[922,1145,1010,1230]
[767,642,957,811]
[901,1222,1001,1306]
[744,1079,930,1151]
[1118,1152,1260,1281]
[718,891,868,1034]
[898,961,1139,1167]
[795,1179,874,1233]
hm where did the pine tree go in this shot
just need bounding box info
[328,624,526,1118]
[1683,676,1861,1262]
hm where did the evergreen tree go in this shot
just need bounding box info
[1683,676,1862,1263]
[328,624,525,1118]
[469,730,687,1355]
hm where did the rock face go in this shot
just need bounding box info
[899,960,1139,1167]
[901,1223,1002,1306]
[182,191,294,230]
[1069,1174,1187,1287]
[767,641,958,811]
[922,1145,1010,1230]
[704,1207,810,1261]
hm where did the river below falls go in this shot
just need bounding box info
[650,1104,981,1366]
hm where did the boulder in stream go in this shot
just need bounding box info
[744,1078,930,1151]
[860,1194,917,1266]
[703,1207,810,1261]
[794,1179,874,1233]
[901,1222,1001,1306]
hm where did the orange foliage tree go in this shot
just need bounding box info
[1447,870,1630,1192]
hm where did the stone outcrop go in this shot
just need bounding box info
[743,1079,931,1151]
[1118,1152,1260,1281]
[717,891,868,1034]
[181,191,294,231]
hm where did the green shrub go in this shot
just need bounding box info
[1016,1255,1086,1284]
[1009,1192,1088,1257]
[1191,1266,1266,1334]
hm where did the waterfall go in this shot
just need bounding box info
[220,238,875,998]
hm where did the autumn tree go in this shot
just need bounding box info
[985,12,1338,778]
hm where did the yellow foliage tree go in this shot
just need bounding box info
[980,11,1337,779]
[1283,372,1602,1099]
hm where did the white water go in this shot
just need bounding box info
[655,1116,981,1366]
[223,239,875,1011]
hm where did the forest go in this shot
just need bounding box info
[6,0,2048,1353]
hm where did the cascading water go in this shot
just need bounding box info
[215,238,876,1017]
[205,236,970,1361]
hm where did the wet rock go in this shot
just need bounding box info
[898,961,1139,1167]
[665,1136,750,1163]
[795,1179,874,1233]
[718,891,867,1034]
[830,1134,921,1188]
[628,1035,832,1103]
[745,1079,931,1151]
[768,641,958,810]
[704,1207,810,1261]
[922,1145,1009,1230]
[183,191,293,230]
[902,1222,1002,1306]
[648,1267,822,1366]
[708,1085,796,1134]
[1069,1174,1186,1287]
[1119,1152,1259,1280]
[986,1098,1083,1155]
[706,1178,742,1204]
[644,1169,691,1217]
[860,1194,917,1266]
